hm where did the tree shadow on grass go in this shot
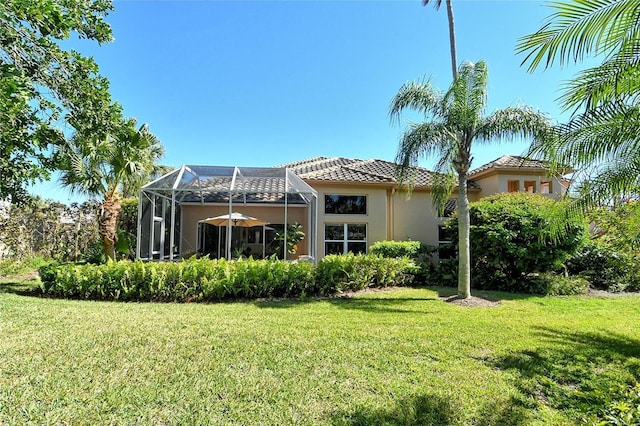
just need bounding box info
[487,326,640,420]
[254,296,439,314]
[431,286,536,301]
[330,392,531,425]
[0,278,42,297]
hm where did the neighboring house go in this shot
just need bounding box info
[136,155,568,262]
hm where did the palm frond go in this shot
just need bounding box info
[394,121,455,191]
[475,106,554,145]
[554,102,640,167]
[443,60,488,132]
[517,0,640,72]
[389,79,443,125]
[559,47,640,111]
[431,172,457,216]
[574,156,640,209]
[422,0,443,9]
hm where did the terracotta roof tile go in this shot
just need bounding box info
[280,157,436,187]
[469,155,552,177]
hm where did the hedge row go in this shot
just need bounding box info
[39,254,418,302]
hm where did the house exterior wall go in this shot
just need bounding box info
[391,190,440,247]
[310,183,389,259]
[473,172,567,198]
[180,204,310,257]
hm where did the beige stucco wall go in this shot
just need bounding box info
[180,204,309,257]
[473,172,567,198]
[311,183,389,258]
[391,190,441,247]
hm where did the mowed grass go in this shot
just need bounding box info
[1,277,639,425]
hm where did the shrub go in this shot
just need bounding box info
[582,383,640,425]
[525,272,589,296]
[445,192,588,293]
[369,240,436,284]
[567,241,640,292]
[369,240,435,260]
[40,257,317,302]
[315,253,418,294]
[39,254,419,302]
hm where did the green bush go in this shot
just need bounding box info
[445,192,587,293]
[39,254,417,302]
[369,240,435,260]
[40,257,317,302]
[582,383,640,425]
[525,272,589,296]
[315,253,418,294]
[567,241,640,292]
[369,240,435,284]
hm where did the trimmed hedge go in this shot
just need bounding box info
[315,253,418,294]
[39,254,418,302]
[369,240,435,260]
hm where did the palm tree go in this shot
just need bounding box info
[390,60,553,299]
[422,0,458,79]
[517,0,640,207]
[57,118,164,261]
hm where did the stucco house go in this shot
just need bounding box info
[136,155,569,262]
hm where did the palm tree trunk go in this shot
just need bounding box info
[99,188,121,262]
[445,0,457,79]
[457,171,471,299]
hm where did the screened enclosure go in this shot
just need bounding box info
[137,165,318,262]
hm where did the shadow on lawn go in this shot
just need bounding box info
[331,392,531,425]
[488,326,640,420]
[254,296,439,314]
[0,278,41,297]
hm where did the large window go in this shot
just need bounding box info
[324,223,367,255]
[438,225,456,260]
[324,195,367,215]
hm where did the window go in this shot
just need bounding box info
[524,180,536,193]
[540,181,552,194]
[438,225,456,260]
[324,195,367,214]
[507,180,519,192]
[324,223,367,255]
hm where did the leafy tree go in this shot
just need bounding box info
[517,0,640,207]
[0,0,121,203]
[57,119,164,261]
[445,192,587,292]
[390,60,553,299]
[0,196,99,262]
[422,0,458,79]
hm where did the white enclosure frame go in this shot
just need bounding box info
[137,165,318,262]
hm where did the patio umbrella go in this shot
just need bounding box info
[200,212,268,228]
[199,213,269,259]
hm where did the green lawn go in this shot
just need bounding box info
[1,277,639,425]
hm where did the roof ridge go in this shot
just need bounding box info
[343,159,395,181]
[276,156,328,168]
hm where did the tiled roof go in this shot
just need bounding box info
[279,157,435,187]
[468,155,552,177]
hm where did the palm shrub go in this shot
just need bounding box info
[40,255,417,302]
[443,193,587,293]
[567,241,640,292]
[369,240,436,283]
[315,253,418,295]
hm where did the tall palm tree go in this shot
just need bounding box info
[517,0,640,207]
[57,118,164,261]
[390,60,553,299]
[422,0,458,79]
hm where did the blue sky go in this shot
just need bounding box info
[32,0,592,203]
